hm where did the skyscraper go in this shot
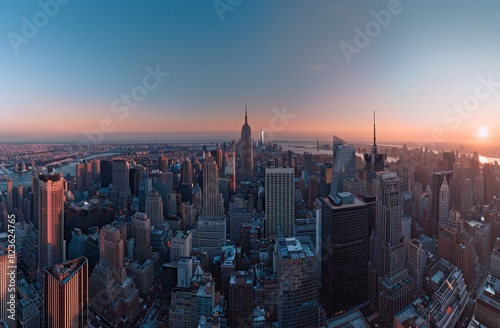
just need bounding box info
[181,158,193,184]
[38,173,66,282]
[6,178,12,212]
[364,112,386,193]
[43,257,88,328]
[132,212,152,262]
[276,236,319,328]
[259,129,265,148]
[146,189,163,228]
[370,172,414,327]
[99,160,113,188]
[158,156,169,173]
[202,156,224,217]
[330,141,356,197]
[228,270,254,327]
[321,192,370,316]
[439,176,450,228]
[226,152,236,176]
[265,167,294,239]
[407,238,427,295]
[89,224,140,325]
[239,105,253,180]
[431,171,453,237]
[111,160,130,193]
[443,151,455,171]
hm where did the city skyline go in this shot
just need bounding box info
[3,1,500,145]
[4,2,500,327]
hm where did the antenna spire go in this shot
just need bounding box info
[245,104,248,125]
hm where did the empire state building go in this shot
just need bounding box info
[239,106,253,181]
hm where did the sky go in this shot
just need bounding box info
[2,0,500,147]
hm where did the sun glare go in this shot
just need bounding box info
[478,126,489,138]
[479,155,488,164]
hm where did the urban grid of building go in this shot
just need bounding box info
[2,110,500,327]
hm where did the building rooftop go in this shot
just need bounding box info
[326,309,370,328]
[323,193,367,209]
[277,237,314,260]
[45,257,87,283]
[478,275,500,309]
[173,230,191,239]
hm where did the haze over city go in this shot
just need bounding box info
[4,2,500,328]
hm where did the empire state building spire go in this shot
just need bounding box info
[245,104,248,125]
[363,111,387,193]
[372,110,377,154]
[240,104,253,180]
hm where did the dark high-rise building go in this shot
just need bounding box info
[308,174,319,209]
[228,270,254,327]
[6,178,12,212]
[484,163,495,204]
[76,161,94,191]
[265,167,294,239]
[38,173,66,282]
[158,156,169,173]
[319,162,332,197]
[112,160,130,193]
[132,212,152,262]
[471,151,480,179]
[43,257,88,328]
[89,224,140,326]
[321,192,369,316]
[276,236,319,328]
[181,158,193,184]
[358,192,376,235]
[364,111,386,193]
[443,151,455,171]
[239,106,253,180]
[99,160,113,188]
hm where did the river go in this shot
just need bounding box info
[0,152,120,191]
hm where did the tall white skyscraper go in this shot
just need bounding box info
[265,167,294,238]
[439,176,450,227]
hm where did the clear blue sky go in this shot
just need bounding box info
[2,0,500,146]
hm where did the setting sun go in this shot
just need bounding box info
[478,126,489,138]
